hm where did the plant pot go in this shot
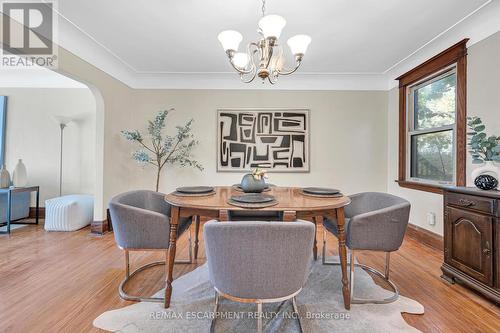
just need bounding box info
[240,173,266,193]
[0,165,10,188]
[471,161,499,190]
[12,159,28,187]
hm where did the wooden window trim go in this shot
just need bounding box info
[396,39,468,194]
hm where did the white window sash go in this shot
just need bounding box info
[405,66,458,186]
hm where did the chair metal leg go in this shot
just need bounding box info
[322,230,327,265]
[172,225,193,264]
[292,296,303,333]
[211,288,302,333]
[257,302,263,333]
[119,250,165,302]
[349,251,355,301]
[322,238,400,304]
[118,232,194,303]
[125,249,130,277]
[210,292,220,333]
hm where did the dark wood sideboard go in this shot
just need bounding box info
[442,186,499,303]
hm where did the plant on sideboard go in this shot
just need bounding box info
[121,109,203,192]
[467,116,500,190]
[467,116,500,164]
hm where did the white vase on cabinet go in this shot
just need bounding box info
[471,161,500,181]
[12,159,28,187]
[0,165,10,188]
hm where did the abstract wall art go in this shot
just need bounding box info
[217,109,310,172]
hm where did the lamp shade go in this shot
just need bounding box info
[287,35,311,55]
[258,15,286,39]
[52,115,74,126]
[232,52,249,69]
[218,30,243,51]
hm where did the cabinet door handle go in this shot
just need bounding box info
[483,242,491,256]
[458,199,475,207]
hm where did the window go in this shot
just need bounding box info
[396,39,467,194]
[408,68,456,184]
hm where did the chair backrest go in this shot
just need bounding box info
[108,190,171,250]
[345,192,411,252]
[204,220,314,300]
[345,192,409,218]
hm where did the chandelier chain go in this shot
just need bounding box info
[261,0,266,17]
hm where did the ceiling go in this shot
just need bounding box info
[57,0,489,75]
[1,0,499,89]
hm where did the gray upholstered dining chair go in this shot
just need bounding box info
[322,192,410,304]
[204,220,314,333]
[108,190,193,303]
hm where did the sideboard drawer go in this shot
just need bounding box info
[447,192,496,215]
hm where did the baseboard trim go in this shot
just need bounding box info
[29,207,45,219]
[406,223,443,251]
[91,209,112,235]
[91,220,109,234]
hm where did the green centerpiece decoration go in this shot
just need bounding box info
[122,109,203,192]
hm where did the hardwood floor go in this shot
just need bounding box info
[0,221,498,333]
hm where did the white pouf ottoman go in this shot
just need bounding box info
[44,194,94,231]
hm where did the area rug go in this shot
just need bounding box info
[94,260,424,332]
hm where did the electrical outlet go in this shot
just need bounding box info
[427,212,436,226]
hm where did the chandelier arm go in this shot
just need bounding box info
[240,70,257,83]
[229,42,260,75]
[277,58,302,76]
[229,58,253,75]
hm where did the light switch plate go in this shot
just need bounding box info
[427,212,436,226]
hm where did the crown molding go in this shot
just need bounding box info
[0,67,87,88]
[57,14,137,87]
[52,2,500,91]
[130,72,390,90]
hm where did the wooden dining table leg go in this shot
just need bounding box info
[219,209,229,221]
[164,205,180,308]
[283,210,297,222]
[336,207,351,310]
[193,215,200,260]
[311,216,321,261]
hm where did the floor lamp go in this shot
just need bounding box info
[52,116,74,197]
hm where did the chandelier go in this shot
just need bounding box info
[217,0,311,84]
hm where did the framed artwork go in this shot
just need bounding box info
[217,108,310,172]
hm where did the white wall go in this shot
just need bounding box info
[387,31,500,236]
[111,90,388,196]
[1,88,96,204]
[466,31,500,185]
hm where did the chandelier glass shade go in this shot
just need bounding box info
[217,1,311,84]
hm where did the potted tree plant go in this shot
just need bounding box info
[121,109,203,191]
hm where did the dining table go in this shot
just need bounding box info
[164,186,351,309]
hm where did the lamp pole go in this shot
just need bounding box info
[59,123,67,197]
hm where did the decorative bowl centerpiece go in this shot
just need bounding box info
[240,168,268,193]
